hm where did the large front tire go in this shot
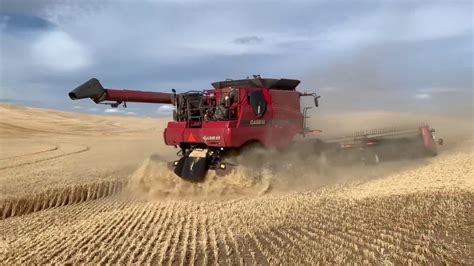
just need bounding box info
[174,156,209,182]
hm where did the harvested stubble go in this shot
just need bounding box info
[0,104,168,203]
[0,189,471,264]
[1,147,473,264]
[0,180,125,219]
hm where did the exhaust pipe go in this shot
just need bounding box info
[68,78,106,102]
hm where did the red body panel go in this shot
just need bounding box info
[164,87,304,149]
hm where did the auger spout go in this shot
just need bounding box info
[69,78,173,104]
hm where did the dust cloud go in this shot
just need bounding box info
[127,154,273,200]
[126,111,472,201]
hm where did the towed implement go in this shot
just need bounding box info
[69,77,443,181]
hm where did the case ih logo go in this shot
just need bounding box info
[250,119,266,125]
[202,135,221,141]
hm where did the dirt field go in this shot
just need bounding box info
[0,104,472,264]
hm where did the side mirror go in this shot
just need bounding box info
[314,95,320,107]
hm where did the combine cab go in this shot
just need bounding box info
[69,77,442,181]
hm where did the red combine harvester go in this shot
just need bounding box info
[69,77,442,181]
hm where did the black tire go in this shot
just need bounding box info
[174,156,209,182]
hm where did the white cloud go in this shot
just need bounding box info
[157,105,175,115]
[400,5,472,42]
[31,31,89,71]
[418,87,463,94]
[104,108,122,113]
[318,17,379,50]
[320,87,337,92]
[103,108,137,115]
[102,108,138,115]
[1,0,471,118]
[316,3,472,51]
[413,93,431,99]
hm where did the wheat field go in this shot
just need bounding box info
[0,104,472,264]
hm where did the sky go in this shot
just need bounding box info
[0,0,472,118]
